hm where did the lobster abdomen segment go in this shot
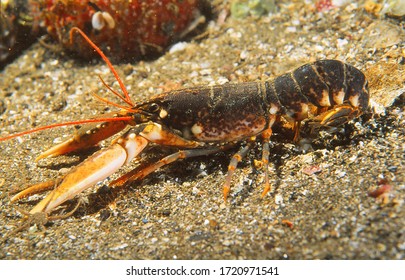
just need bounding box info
[265,60,369,121]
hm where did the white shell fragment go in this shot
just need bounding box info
[102,11,116,29]
[92,11,105,30]
[92,11,116,31]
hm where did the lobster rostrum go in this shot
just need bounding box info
[2,28,369,218]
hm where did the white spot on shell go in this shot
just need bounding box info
[349,94,359,107]
[146,131,162,141]
[159,109,168,119]
[141,124,163,141]
[333,90,345,105]
[301,103,309,117]
[191,124,203,135]
[269,104,279,115]
[319,90,331,107]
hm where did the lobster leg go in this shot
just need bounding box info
[223,143,253,201]
[293,121,301,142]
[260,128,273,198]
[111,147,223,188]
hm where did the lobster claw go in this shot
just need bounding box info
[24,130,148,214]
[11,122,202,215]
[35,120,129,161]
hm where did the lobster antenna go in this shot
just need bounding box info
[69,27,134,107]
[0,116,133,142]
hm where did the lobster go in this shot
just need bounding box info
[1,27,369,219]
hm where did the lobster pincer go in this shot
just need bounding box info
[11,127,146,214]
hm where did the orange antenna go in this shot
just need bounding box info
[0,116,133,142]
[69,27,134,107]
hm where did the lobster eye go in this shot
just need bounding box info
[148,103,160,113]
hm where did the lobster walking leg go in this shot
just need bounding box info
[260,128,273,198]
[293,121,301,142]
[223,143,253,201]
[111,146,224,188]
